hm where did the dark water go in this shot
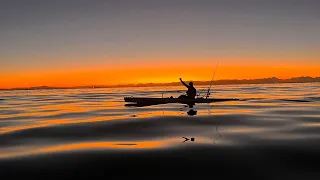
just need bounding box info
[0,83,319,178]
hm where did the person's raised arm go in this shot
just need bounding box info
[179,78,189,88]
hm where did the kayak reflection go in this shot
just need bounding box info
[125,101,198,116]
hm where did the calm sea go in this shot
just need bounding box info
[0,83,319,178]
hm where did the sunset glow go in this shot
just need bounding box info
[1,1,319,89]
[1,63,319,89]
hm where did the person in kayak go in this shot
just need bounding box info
[179,78,197,99]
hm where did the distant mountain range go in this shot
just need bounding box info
[1,76,319,90]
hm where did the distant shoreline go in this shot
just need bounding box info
[1,76,319,91]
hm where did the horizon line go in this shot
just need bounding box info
[1,76,319,91]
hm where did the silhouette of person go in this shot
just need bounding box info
[179,78,196,99]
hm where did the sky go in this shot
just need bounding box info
[1,0,319,88]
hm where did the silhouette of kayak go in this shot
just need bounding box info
[124,97,239,106]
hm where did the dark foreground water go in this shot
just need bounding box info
[0,83,319,178]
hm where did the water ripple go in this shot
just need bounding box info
[0,82,319,161]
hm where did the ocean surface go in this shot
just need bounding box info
[0,83,319,178]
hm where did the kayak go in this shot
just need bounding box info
[124,96,239,106]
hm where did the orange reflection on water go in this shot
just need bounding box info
[240,93,270,99]
[302,123,320,127]
[0,115,125,134]
[37,99,123,113]
[134,111,184,118]
[40,102,90,113]
[0,139,177,159]
[8,103,92,120]
[223,127,266,133]
[199,108,255,115]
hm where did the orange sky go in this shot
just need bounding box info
[1,59,319,89]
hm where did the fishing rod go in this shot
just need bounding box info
[205,61,219,99]
[197,61,220,98]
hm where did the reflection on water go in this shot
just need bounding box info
[0,139,173,159]
[0,83,319,159]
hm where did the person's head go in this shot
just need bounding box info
[189,82,193,87]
